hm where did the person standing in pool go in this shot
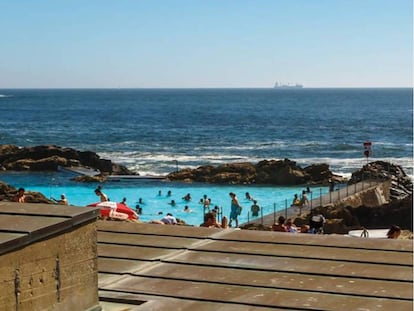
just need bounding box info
[229,192,242,228]
[251,200,260,217]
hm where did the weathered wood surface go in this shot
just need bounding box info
[0,202,100,255]
[97,221,413,310]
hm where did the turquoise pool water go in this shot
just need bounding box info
[0,171,329,226]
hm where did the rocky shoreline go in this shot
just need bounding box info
[0,144,412,235]
[0,144,135,182]
[242,161,413,234]
[167,159,345,186]
[0,144,345,186]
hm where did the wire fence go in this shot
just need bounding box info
[245,172,391,226]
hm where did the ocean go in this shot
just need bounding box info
[0,88,412,225]
[0,88,412,176]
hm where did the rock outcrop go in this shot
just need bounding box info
[242,161,412,235]
[167,159,343,185]
[349,161,412,200]
[0,144,134,176]
[302,161,413,234]
[0,181,52,203]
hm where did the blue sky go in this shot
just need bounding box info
[0,0,412,88]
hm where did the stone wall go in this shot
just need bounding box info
[0,222,99,311]
[333,181,390,209]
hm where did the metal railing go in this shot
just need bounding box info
[245,174,390,226]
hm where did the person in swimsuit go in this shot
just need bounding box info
[13,187,26,203]
[229,192,242,228]
[52,194,68,205]
[95,187,108,202]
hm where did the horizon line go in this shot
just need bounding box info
[0,86,412,90]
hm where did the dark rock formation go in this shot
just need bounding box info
[0,144,134,176]
[0,181,53,203]
[349,161,412,200]
[167,159,342,185]
[307,193,413,234]
[71,175,107,183]
[242,161,412,235]
[300,161,413,234]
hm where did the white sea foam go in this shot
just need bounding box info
[101,151,252,164]
[0,94,12,98]
[99,149,413,178]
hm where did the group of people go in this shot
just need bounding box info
[9,185,405,240]
[291,189,311,215]
[13,187,68,205]
[91,188,260,228]
[272,214,325,234]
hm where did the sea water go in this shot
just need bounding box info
[0,88,411,225]
[0,88,412,176]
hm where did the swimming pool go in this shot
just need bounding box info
[0,171,329,226]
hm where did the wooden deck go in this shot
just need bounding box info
[97,221,413,310]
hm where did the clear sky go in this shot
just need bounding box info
[0,0,412,88]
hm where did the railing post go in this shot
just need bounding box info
[273,203,276,224]
[362,173,364,190]
[247,211,250,223]
[320,188,322,207]
[260,207,263,225]
[285,199,288,219]
[310,191,313,212]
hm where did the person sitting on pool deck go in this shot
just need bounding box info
[272,216,287,232]
[200,212,222,228]
[387,225,401,239]
[13,188,26,203]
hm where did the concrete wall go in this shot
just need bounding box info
[334,180,390,209]
[0,222,99,311]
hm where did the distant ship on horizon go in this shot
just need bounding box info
[273,82,304,89]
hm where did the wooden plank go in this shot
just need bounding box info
[98,221,219,238]
[0,232,27,244]
[100,275,413,311]
[0,232,29,255]
[98,258,152,274]
[132,262,412,300]
[216,230,413,252]
[0,202,100,225]
[99,291,283,311]
[191,240,413,266]
[98,231,202,249]
[98,244,176,261]
[164,250,412,282]
[0,214,71,236]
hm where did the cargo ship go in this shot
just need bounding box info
[273,82,304,88]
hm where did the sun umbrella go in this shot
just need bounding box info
[88,201,138,221]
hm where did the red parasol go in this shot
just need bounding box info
[88,201,138,221]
